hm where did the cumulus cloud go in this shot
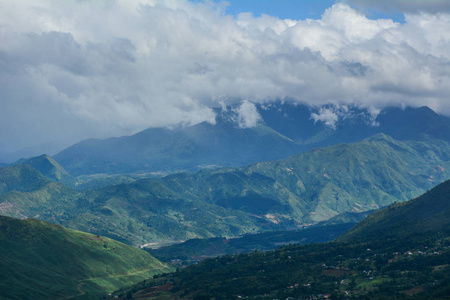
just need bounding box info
[233,100,262,128]
[311,105,349,129]
[0,0,450,155]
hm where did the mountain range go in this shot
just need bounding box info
[2,131,449,246]
[53,104,450,176]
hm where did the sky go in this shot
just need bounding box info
[1,0,450,160]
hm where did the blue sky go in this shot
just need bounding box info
[224,0,337,20]
[211,0,405,22]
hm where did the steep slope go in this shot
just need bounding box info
[340,179,450,241]
[0,215,172,299]
[54,104,450,176]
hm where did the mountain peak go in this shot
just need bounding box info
[22,154,71,181]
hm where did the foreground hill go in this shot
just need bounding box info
[0,216,172,299]
[110,181,450,299]
[1,134,449,245]
[55,104,450,176]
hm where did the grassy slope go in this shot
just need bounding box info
[0,216,172,299]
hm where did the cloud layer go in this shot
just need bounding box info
[1,0,450,154]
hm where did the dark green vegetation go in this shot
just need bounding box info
[55,105,450,176]
[0,215,172,299]
[109,180,450,299]
[1,133,449,246]
[146,223,358,266]
[147,210,373,266]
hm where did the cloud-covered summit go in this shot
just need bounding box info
[1,0,449,155]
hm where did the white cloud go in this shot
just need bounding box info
[233,100,262,128]
[310,105,352,129]
[0,0,450,155]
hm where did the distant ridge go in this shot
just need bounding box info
[54,104,450,176]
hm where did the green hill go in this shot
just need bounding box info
[340,179,450,241]
[0,215,172,299]
[21,154,72,182]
